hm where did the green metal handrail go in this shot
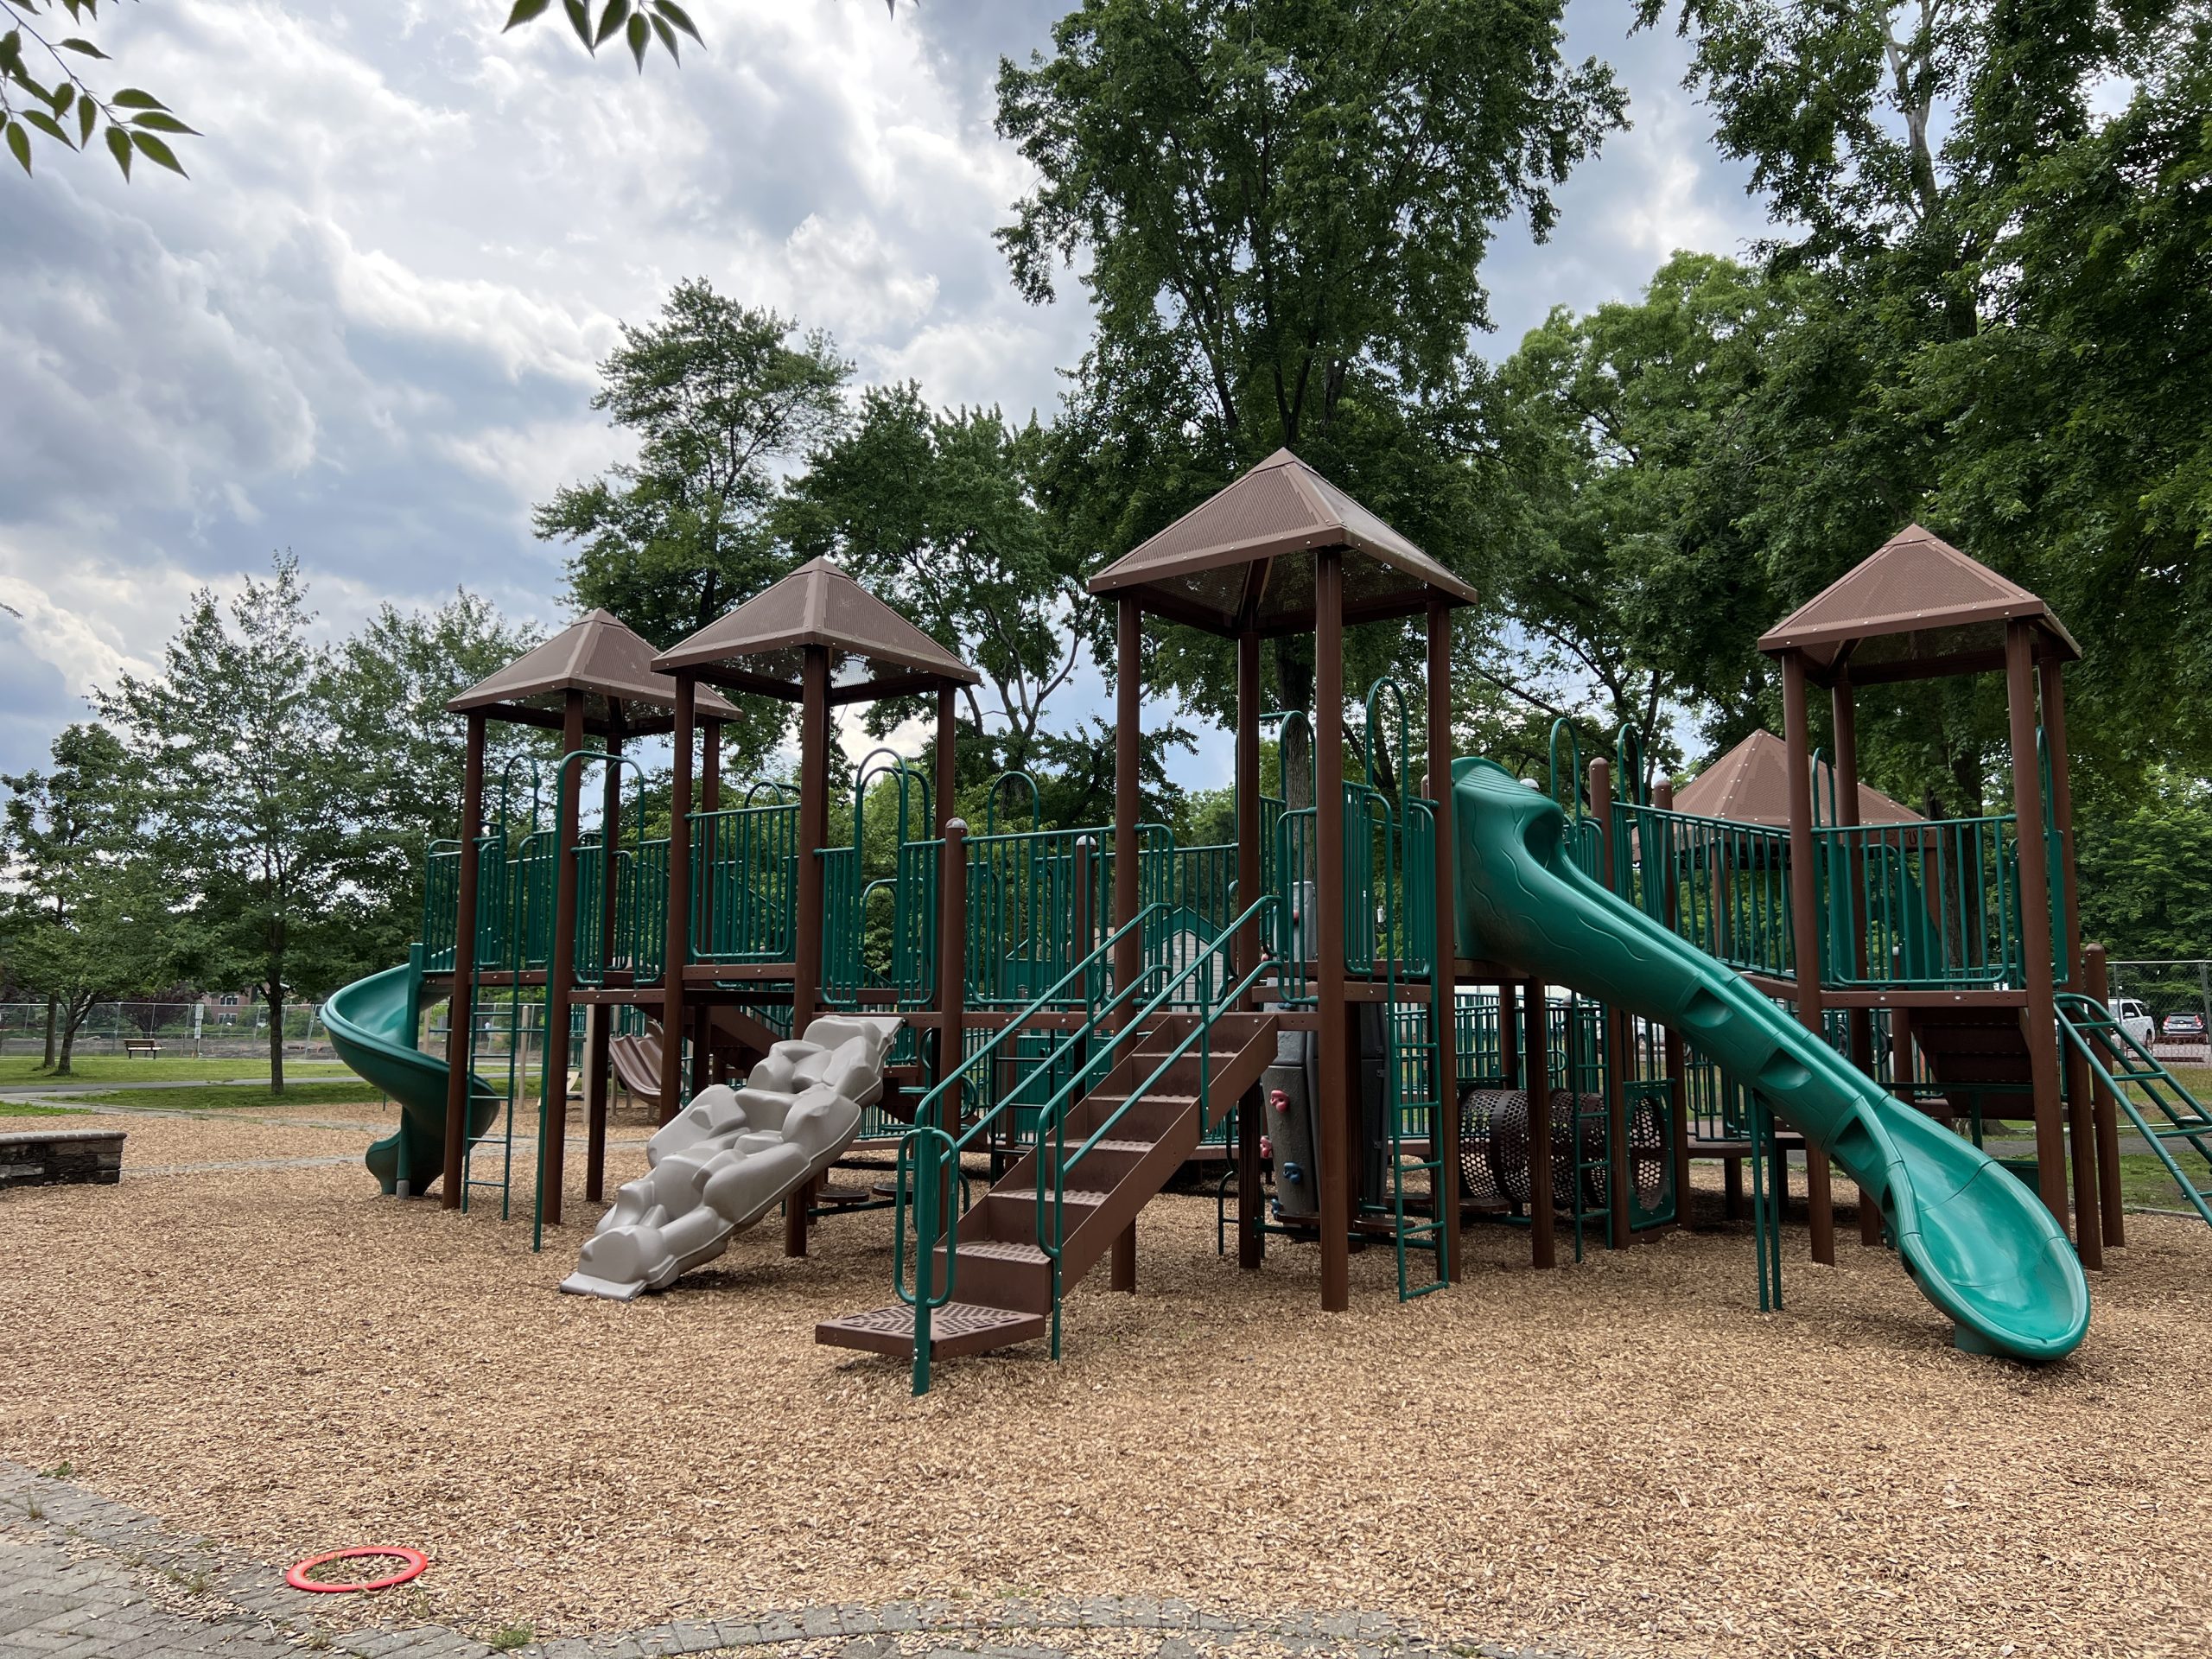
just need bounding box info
[895,905,1166,1391]
[1027,894,1280,1358]
[2056,992,2212,1227]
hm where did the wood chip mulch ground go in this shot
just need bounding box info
[3,1104,2209,1658]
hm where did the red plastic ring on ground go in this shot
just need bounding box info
[285,1546,429,1593]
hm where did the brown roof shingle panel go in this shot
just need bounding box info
[652,557,979,696]
[448,609,741,729]
[1758,524,2081,665]
[1674,729,1923,829]
[1088,449,1477,634]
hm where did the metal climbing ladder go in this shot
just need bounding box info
[1385,998,1449,1298]
[2057,994,2212,1227]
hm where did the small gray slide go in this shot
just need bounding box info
[560,1014,901,1300]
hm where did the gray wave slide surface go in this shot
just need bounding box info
[1451,757,2090,1362]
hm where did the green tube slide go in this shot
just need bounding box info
[324,960,499,1198]
[1452,757,2089,1362]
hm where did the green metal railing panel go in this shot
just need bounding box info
[1814,816,2026,988]
[1612,801,1797,978]
[422,841,461,973]
[512,830,557,972]
[689,801,798,965]
[967,824,1108,1007]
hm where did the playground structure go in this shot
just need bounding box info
[326,452,2212,1389]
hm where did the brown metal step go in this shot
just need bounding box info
[814,1300,1050,1360]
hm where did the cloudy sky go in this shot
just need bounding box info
[0,0,1766,783]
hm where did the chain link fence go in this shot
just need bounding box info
[2104,960,2212,1063]
[0,1001,333,1060]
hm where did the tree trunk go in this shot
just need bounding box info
[41,995,56,1071]
[267,979,285,1093]
[54,1003,83,1077]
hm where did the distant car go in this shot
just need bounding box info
[2114,999,2155,1046]
[2163,1011,2206,1042]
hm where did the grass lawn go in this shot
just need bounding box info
[67,1081,386,1112]
[0,1101,84,1117]
[0,1055,353,1086]
[2114,1152,2209,1211]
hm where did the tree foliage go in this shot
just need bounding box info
[0,0,194,179]
[538,279,848,777]
[783,385,1092,776]
[998,0,1625,729]
[0,723,178,1073]
[95,553,350,1092]
[321,592,546,975]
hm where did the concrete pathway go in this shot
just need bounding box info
[0,1463,1571,1659]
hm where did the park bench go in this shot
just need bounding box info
[123,1038,162,1058]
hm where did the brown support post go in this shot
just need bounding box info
[690,1001,712,1095]
[793,646,830,1039]
[1427,600,1461,1280]
[935,821,969,1120]
[2084,944,2126,1248]
[1524,976,1555,1268]
[2041,656,2101,1268]
[1590,757,1632,1249]
[1870,1002,1916,1244]
[782,649,833,1259]
[585,704,623,1204]
[1779,652,1838,1265]
[1236,624,1266,1270]
[540,690,588,1227]
[442,712,487,1206]
[1652,781,1694,1230]
[656,675,696,1124]
[1313,550,1351,1310]
[936,684,957,832]
[1112,598,1143,1288]
[2005,621,2071,1236]
[1829,674,1884,1248]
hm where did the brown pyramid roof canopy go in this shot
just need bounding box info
[1758,524,2080,685]
[1086,448,1477,636]
[652,557,979,706]
[448,609,741,736]
[1675,729,1923,830]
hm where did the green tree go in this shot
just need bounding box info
[1487,252,1806,788]
[998,0,1625,741]
[537,279,849,775]
[95,553,349,1092]
[1631,0,2194,803]
[784,385,1093,777]
[0,723,177,1075]
[2076,766,2212,965]
[320,591,545,980]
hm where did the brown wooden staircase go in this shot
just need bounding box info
[817,898,1279,1390]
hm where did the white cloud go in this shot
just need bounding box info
[0,0,1765,794]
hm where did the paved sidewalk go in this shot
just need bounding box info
[0,1464,1574,1659]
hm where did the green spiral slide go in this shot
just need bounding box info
[324,957,499,1198]
[1451,757,2090,1362]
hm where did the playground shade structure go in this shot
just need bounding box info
[1452,756,2091,1361]
[325,961,498,1198]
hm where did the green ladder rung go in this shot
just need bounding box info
[2149,1123,2212,1141]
